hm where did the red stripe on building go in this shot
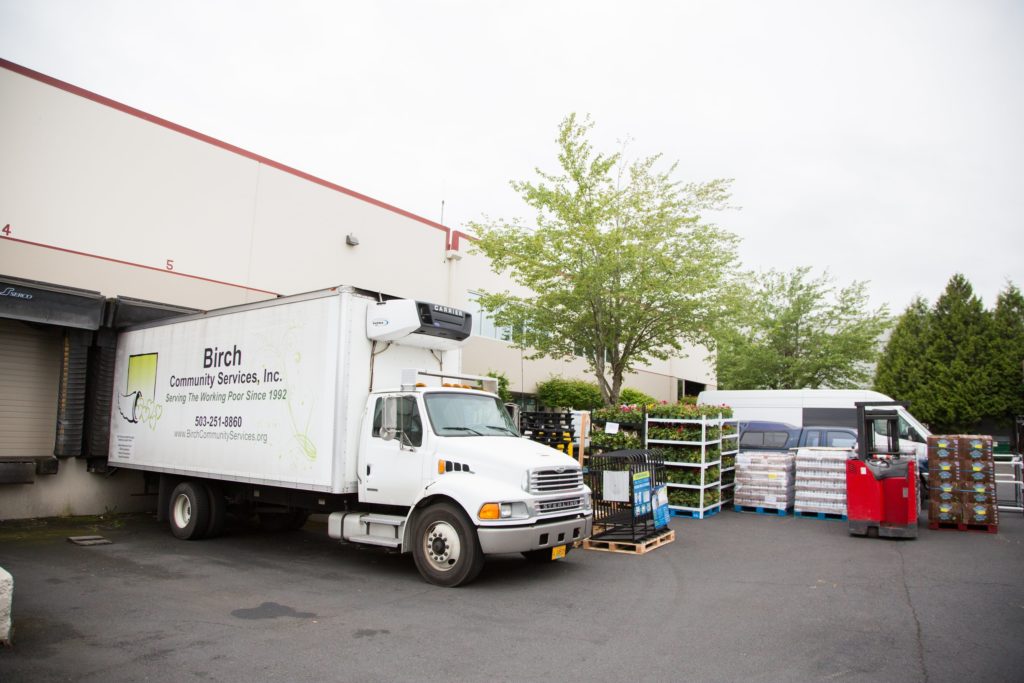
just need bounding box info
[0,58,452,248]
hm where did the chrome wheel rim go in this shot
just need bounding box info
[424,520,461,572]
[172,493,192,529]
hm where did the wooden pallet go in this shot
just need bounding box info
[583,528,675,555]
[928,521,998,534]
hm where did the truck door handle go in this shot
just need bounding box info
[366,465,371,476]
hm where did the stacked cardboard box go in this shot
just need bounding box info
[794,447,850,516]
[927,435,998,528]
[734,451,796,511]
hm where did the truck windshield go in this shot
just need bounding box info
[424,393,520,437]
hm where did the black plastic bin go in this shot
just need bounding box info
[585,449,666,542]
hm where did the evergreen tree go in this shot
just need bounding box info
[922,274,993,431]
[988,283,1024,425]
[874,296,933,420]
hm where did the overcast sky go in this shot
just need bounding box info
[2,1,1021,313]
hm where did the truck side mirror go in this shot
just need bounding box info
[379,397,399,441]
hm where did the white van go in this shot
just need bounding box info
[696,389,932,460]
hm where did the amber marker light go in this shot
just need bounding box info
[478,503,501,520]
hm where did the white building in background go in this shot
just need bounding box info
[0,58,716,519]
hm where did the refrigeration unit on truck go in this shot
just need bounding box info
[109,285,593,586]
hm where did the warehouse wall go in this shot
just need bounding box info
[0,59,717,519]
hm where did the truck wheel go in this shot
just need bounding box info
[205,482,227,539]
[169,482,211,540]
[412,503,484,587]
[522,546,571,563]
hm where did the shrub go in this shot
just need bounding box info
[619,387,657,406]
[535,377,603,411]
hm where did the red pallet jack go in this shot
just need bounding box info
[846,402,918,539]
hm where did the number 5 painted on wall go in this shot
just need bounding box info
[166,259,174,271]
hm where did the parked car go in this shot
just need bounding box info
[738,421,858,451]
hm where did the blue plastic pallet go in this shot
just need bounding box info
[669,506,721,519]
[793,509,847,521]
[733,504,789,517]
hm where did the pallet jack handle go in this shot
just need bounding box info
[854,401,909,463]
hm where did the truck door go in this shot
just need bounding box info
[359,395,428,507]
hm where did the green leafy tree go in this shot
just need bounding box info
[471,114,739,406]
[715,267,890,389]
[988,283,1024,425]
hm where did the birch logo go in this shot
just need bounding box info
[119,353,162,428]
[0,287,32,300]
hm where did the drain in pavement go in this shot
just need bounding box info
[67,536,112,546]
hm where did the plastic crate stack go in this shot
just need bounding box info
[519,410,575,455]
[927,434,998,531]
[793,447,851,518]
[734,451,796,513]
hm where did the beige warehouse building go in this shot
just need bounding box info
[0,58,716,519]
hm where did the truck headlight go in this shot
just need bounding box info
[479,501,529,520]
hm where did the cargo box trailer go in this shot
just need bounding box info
[110,285,592,586]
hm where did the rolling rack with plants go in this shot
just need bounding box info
[644,403,736,519]
[589,405,645,459]
[720,418,739,504]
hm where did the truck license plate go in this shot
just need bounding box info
[551,545,566,560]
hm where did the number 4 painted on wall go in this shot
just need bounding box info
[1,224,10,236]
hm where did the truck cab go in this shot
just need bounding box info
[333,371,592,586]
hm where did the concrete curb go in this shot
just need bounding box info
[0,565,11,645]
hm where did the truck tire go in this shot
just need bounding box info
[169,482,211,540]
[412,503,484,587]
[205,482,227,539]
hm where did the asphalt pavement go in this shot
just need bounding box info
[1,509,1022,683]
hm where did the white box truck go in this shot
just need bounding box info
[109,285,593,586]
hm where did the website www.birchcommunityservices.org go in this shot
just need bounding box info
[173,429,269,445]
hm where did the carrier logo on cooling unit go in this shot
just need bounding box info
[432,305,464,317]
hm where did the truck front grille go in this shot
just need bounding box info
[529,467,583,494]
[535,496,584,515]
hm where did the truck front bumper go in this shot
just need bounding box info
[477,514,593,554]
